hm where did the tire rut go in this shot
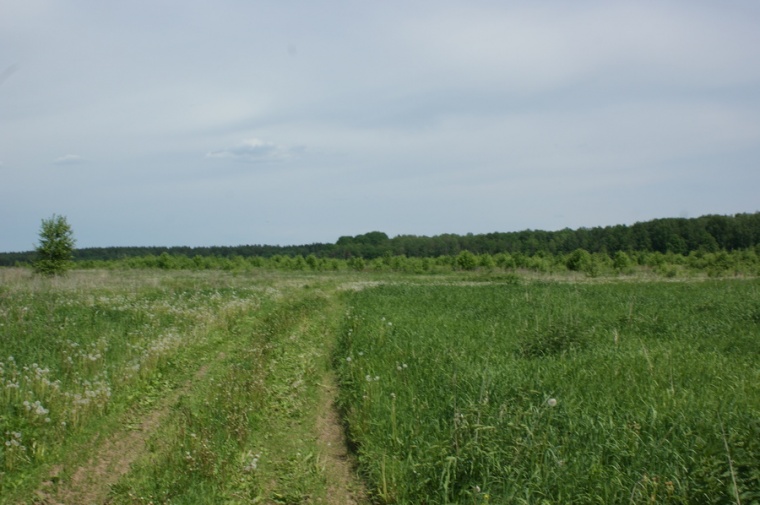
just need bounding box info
[33,364,211,505]
[316,372,368,505]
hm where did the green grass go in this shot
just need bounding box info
[335,280,760,504]
[0,270,265,496]
[0,269,352,503]
[108,293,336,504]
[2,268,759,504]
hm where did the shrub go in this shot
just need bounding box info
[455,250,477,271]
[565,248,592,272]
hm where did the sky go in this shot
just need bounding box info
[1,1,759,252]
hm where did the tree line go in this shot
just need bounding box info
[1,212,759,267]
[19,246,758,279]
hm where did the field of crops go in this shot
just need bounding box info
[336,280,760,504]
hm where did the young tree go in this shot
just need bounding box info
[565,248,592,272]
[455,250,478,271]
[33,214,76,275]
[612,251,632,273]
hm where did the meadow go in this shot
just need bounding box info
[0,266,758,504]
[335,280,760,504]
[0,268,354,504]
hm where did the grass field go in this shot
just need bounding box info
[0,268,360,504]
[1,268,759,504]
[335,280,760,504]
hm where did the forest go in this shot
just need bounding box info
[1,211,759,266]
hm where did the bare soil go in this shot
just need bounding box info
[316,372,368,505]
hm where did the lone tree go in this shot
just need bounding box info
[33,214,76,275]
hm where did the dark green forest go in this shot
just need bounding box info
[2,212,759,267]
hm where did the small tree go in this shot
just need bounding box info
[348,256,365,271]
[612,251,632,273]
[565,248,592,273]
[33,214,76,275]
[478,253,495,271]
[456,250,478,271]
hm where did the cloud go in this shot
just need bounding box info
[0,64,19,87]
[206,138,298,163]
[53,154,85,165]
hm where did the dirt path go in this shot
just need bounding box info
[34,365,210,505]
[30,284,370,505]
[316,371,368,505]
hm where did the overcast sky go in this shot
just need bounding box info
[2,1,759,251]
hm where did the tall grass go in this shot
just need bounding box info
[108,293,333,503]
[1,268,353,503]
[0,269,265,498]
[335,280,760,503]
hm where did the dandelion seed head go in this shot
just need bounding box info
[547,398,557,407]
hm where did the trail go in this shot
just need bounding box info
[30,281,371,504]
[258,288,369,504]
[34,364,211,505]
[316,371,368,505]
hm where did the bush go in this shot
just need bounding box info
[348,257,365,271]
[612,251,631,272]
[565,248,592,272]
[455,250,477,271]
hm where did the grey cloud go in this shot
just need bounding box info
[206,138,298,163]
[0,64,19,87]
[1,1,759,252]
[53,154,85,165]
